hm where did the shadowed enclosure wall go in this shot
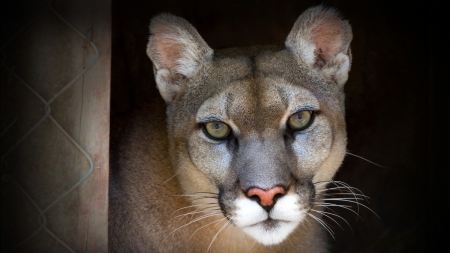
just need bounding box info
[1,0,111,252]
[111,0,448,252]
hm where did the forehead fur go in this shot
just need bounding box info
[196,77,321,134]
[170,45,345,123]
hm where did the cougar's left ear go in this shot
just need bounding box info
[286,6,353,88]
[147,13,213,103]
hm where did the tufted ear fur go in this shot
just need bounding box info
[286,6,353,87]
[147,14,213,103]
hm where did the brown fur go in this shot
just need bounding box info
[110,6,352,252]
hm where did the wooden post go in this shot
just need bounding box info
[1,1,111,252]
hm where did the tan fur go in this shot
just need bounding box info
[110,6,352,252]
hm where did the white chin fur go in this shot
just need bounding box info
[232,195,306,245]
[242,221,300,245]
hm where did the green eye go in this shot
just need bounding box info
[203,122,231,140]
[288,111,313,131]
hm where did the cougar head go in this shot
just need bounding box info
[146,6,352,245]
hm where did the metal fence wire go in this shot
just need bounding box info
[1,1,99,252]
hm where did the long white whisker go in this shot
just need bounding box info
[303,215,313,229]
[308,213,335,234]
[311,209,353,232]
[314,180,378,232]
[313,181,331,187]
[323,199,379,218]
[207,220,230,253]
[173,208,220,220]
[174,194,218,198]
[318,205,341,216]
[314,202,352,208]
[166,212,223,240]
[189,217,227,240]
[332,181,366,196]
[188,206,203,222]
[162,172,180,185]
[318,187,370,211]
[318,186,362,193]
[173,205,203,223]
[189,212,223,225]
[318,192,370,199]
[330,181,361,215]
[245,240,258,253]
[172,203,217,215]
[325,197,365,201]
[310,209,345,231]
[346,152,386,168]
[307,213,335,239]
[314,202,361,219]
[316,189,369,197]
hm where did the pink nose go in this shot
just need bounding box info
[246,186,286,206]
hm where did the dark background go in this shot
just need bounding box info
[111,0,448,252]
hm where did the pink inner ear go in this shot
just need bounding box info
[311,12,343,63]
[154,26,184,70]
[157,39,182,70]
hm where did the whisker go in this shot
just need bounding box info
[174,205,204,223]
[189,212,223,224]
[322,198,379,218]
[189,217,227,240]
[311,209,353,233]
[207,219,230,253]
[324,197,365,201]
[195,192,219,195]
[322,185,362,197]
[190,207,216,221]
[346,152,386,168]
[310,209,345,231]
[331,181,365,195]
[307,213,335,239]
[314,202,352,208]
[317,192,370,199]
[174,194,219,199]
[245,239,258,253]
[330,181,362,215]
[318,205,341,216]
[174,192,218,197]
[302,215,313,229]
[172,203,218,215]
[318,186,362,193]
[162,172,180,185]
[313,181,331,187]
[318,189,370,211]
[166,212,223,240]
[173,208,221,220]
[313,202,362,219]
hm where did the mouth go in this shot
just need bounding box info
[249,217,288,231]
[260,218,279,230]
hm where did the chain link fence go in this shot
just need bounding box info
[1,0,109,252]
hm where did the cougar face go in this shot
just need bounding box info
[146,6,351,246]
[165,48,347,245]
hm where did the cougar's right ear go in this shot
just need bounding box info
[147,14,213,103]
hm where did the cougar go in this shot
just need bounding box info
[110,5,353,252]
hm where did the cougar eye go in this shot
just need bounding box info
[203,122,231,140]
[288,111,313,131]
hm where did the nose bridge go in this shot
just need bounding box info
[237,133,290,190]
